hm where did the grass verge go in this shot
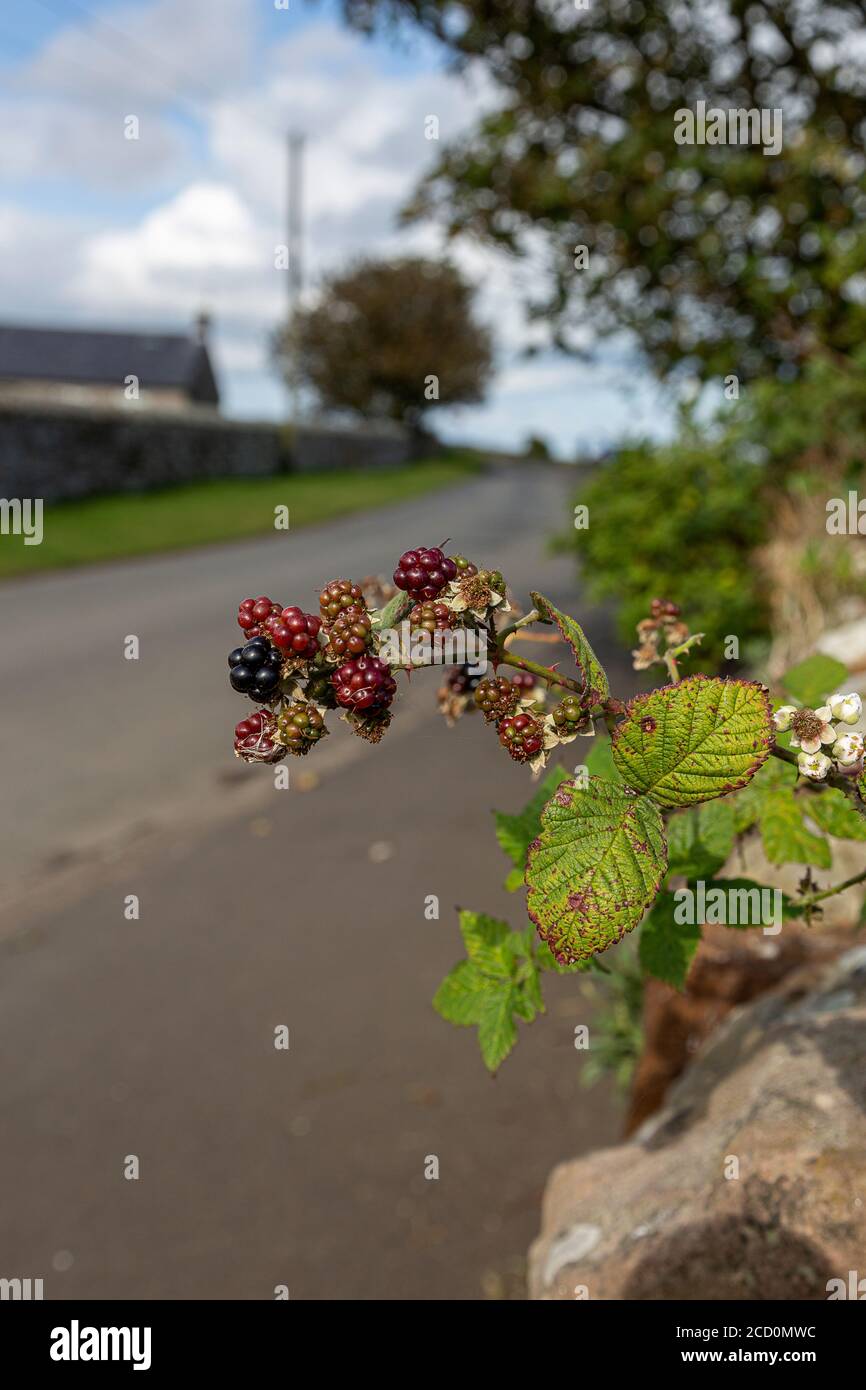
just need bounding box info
[0,453,480,579]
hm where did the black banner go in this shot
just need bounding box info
[0,1298,861,1374]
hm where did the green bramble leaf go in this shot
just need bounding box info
[494,764,571,871]
[781,653,848,709]
[434,915,550,1073]
[477,987,518,1072]
[611,674,774,808]
[639,891,701,989]
[805,788,866,841]
[504,867,525,893]
[458,910,511,975]
[759,791,832,868]
[530,591,610,702]
[526,777,667,965]
[666,799,735,879]
[432,960,494,1026]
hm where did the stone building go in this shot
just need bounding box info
[0,314,219,414]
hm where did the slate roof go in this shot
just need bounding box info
[0,323,219,405]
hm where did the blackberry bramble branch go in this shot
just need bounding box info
[225,562,866,1072]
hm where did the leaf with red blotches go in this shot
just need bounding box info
[526,777,667,965]
[611,675,773,809]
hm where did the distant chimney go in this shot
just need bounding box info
[195,310,212,345]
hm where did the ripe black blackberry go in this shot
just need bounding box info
[228,637,284,703]
[392,546,458,601]
[552,694,587,733]
[498,711,544,762]
[332,654,397,712]
[277,701,327,755]
[474,675,520,722]
[319,579,364,622]
[409,601,455,633]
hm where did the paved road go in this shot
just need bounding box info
[0,464,631,1299]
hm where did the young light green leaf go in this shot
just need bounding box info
[805,789,866,841]
[458,910,512,976]
[667,799,735,879]
[432,961,495,1026]
[530,591,610,702]
[611,674,773,808]
[494,764,571,869]
[781,653,848,709]
[504,867,525,893]
[639,891,701,989]
[477,987,518,1072]
[526,777,667,965]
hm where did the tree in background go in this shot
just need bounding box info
[335,0,866,385]
[276,256,493,429]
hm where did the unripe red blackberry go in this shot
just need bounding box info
[237,594,282,638]
[319,579,364,622]
[266,605,322,656]
[510,671,536,693]
[234,709,285,763]
[325,604,372,658]
[498,711,544,762]
[474,675,520,722]
[552,694,587,733]
[409,600,455,633]
[332,654,397,712]
[392,546,458,601]
[276,701,328,755]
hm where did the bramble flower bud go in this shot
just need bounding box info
[828,692,863,726]
[772,705,797,732]
[797,750,832,780]
[832,731,865,767]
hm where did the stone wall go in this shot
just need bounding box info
[0,403,412,502]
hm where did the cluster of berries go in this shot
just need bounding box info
[774,693,864,780]
[237,595,322,656]
[632,597,690,671]
[229,545,514,764]
[393,546,457,601]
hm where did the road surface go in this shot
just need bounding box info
[0,463,631,1299]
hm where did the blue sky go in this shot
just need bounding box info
[0,0,673,455]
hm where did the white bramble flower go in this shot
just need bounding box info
[789,705,838,755]
[832,731,865,767]
[797,750,832,780]
[828,692,863,726]
[772,705,797,732]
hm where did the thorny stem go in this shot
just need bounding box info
[795,865,866,910]
[497,608,541,644]
[496,646,586,695]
